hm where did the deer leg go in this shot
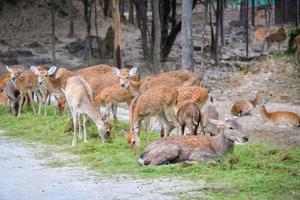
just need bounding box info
[43,91,48,116]
[180,123,185,135]
[158,112,173,137]
[112,103,118,120]
[78,114,83,140]
[150,146,180,165]
[17,93,25,117]
[27,91,36,114]
[83,114,87,143]
[71,110,78,146]
[105,104,111,119]
[35,91,42,115]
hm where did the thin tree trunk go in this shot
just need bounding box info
[152,0,161,73]
[209,0,215,56]
[220,0,224,46]
[181,0,194,71]
[214,0,220,65]
[161,0,171,49]
[68,0,74,37]
[134,0,149,61]
[84,0,92,65]
[245,0,249,58]
[112,0,122,68]
[128,0,134,24]
[251,0,255,27]
[51,0,56,64]
[94,1,102,61]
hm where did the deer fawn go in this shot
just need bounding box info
[177,103,201,135]
[123,86,179,150]
[63,76,111,146]
[6,65,44,116]
[294,35,300,62]
[139,117,248,166]
[259,98,300,128]
[231,90,268,117]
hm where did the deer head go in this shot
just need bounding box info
[121,122,140,150]
[6,65,22,82]
[113,67,138,89]
[31,66,57,86]
[96,114,111,143]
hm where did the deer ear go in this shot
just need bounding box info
[208,118,225,128]
[129,67,138,76]
[48,66,57,75]
[30,66,39,74]
[112,67,121,76]
[6,65,12,73]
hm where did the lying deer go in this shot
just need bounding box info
[259,98,300,128]
[63,76,111,146]
[231,90,268,117]
[139,118,248,166]
[177,103,201,135]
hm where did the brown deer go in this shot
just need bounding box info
[5,79,20,116]
[231,90,268,117]
[177,103,201,135]
[259,98,300,128]
[294,35,300,62]
[265,27,287,51]
[63,76,111,146]
[176,86,209,108]
[124,86,179,150]
[56,95,66,115]
[138,118,248,166]
[6,65,43,116]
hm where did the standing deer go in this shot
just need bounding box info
[124,86,179,150]
[5,80,20,116]
[264,27,287,51]
[294,35,300,62]
[259,98,300,128]
[63,76,111,146]
[177,103,201,135]
[231,90,269,117]
[6,66,43,116]
[139,118,248,166]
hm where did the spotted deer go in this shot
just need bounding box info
[63,76,111,146]
[231,90,268,117]
[294,35,300,62]
[259,98,300,128]
[124,86,179,150]
[138,117,248,166]
[6,65,43,116]
[265,27,287,51]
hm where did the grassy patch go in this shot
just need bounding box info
[0,105,300,199]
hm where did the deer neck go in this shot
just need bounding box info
[48,77,63,94]
[128,80,141,97]
[260,105,271,121]
[211,133,235,156]
[84,102,102,125]
[252,94,263,106]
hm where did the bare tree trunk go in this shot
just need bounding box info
[152,0,161,74]
[94,1,102,61]
[209,0,215,57]
[251,0,255,27]
[181,0,194,71]
[220,0,224,46]
[134,0,149,61]
[214,0,220,65]
[84,0,92,65]
[68,0,74,37]
[112,0,122,68]
[51,0,56,64]
[128,0,134,24]
[245,0,249,58]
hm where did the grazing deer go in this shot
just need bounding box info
[265,27,287,51]
[56,95,66,115]
[5,79,20,116]
[138,118,248,166]
[231,90,268,117]
[177,103,201,135]
[294,35,300,62]
[6,65,43,116]
[124,86,179,150]
[63,76,111,146]
[259,98,300,128]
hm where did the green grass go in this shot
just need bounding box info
[0,105,300,199]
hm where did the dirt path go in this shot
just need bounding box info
[0,133,204,200]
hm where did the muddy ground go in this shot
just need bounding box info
[0,133,205,200]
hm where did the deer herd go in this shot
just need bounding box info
[0,63,299,166]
